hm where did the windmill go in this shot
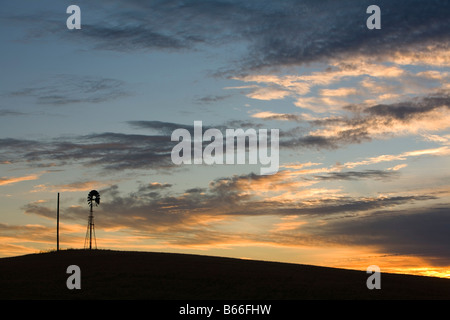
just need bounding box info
[84,190,100,250]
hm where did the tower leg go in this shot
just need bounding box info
[84,205,96,250]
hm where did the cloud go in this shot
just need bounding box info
[269,92,450,150]
[0,119,272,172]
[21,174,443,267]
[1,92,448,173]
[343,146,450,169]
[320,88,358,97]
[251,111,304,122]
[194,94,233,105]
[420,133,450,145]
[234,59,449,115]
[390,44,450,67]
[21,165,448,265]
[365,94,450,121]
[239,0,450,70]
[388,164,408,171]
[0,109,27,117]
[126,120,197,135]
[4,75,130,106]
[246,87,291,101]
[314,169,399,181]
[22,202,55,220]
[31,171,438,229]
[16,0,448,72]
[31,180,113,193]
[316,206,450,266]
[0,130,175,172]
[0,223,52,241]
[78,24,189,51]
[0,174,40,186]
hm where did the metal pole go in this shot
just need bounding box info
[89,203,93,250]
[57,193,60,251]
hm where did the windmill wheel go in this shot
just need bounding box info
[87,190,100,207]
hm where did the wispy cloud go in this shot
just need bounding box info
[0,130,175,171]
[0,174,40,186]
[251,111,304,122]
[0,109,27,117]
[314,169,399,181]
[4,75,130,106]
[31,180,114,193]
[343,146,450,168]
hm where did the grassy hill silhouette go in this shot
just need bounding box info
[0,249,449,300]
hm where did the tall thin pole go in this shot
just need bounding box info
[57,192,60,251]
[89,203,93,250]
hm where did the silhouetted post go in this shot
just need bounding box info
[57,193,60,251]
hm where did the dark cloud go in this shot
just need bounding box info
[0,132,174,171]
[139,182,173,191]
[239,0,450,70]
[53,0,250,52]
[259,113,304,122]
[127,120,197,135]
[317,206,450,266]
[79,25,189,51]
[22,203,55,220]
[300,195,436,216]
[194,94,233,105]
[4,75,130,106]
[279,127,371,150]
[0,119,265,170]
[185,187,206,193]
[0,138,40,150]
[0,109,27,117]
[133,182,173,198]
[17,0,449,71]
[129,119,267,136]
[365,93,450,121]
[315,170,399,181]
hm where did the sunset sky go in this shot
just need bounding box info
[1,0,449,278]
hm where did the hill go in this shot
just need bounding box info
[0,249,449,300]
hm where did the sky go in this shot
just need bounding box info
[0,0,449,278]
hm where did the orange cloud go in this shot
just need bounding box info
[246,87,291,100]
[390,44,450,67]
[31,180,113,193]
[344,146,450,169]
[320,87,358,97]
[0,174,40,186]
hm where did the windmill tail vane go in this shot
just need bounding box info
[84,190,100,250]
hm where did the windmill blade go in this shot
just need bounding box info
[87,190,100,207]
